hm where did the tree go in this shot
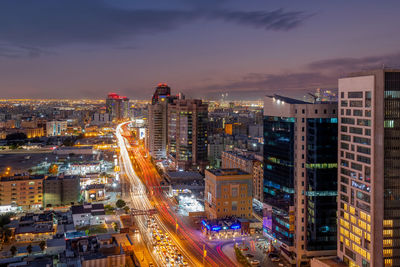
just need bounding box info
[27,244,32,254]
[6,132,27,140]
[0,213,13,244]
[115,199,126,209]
[10,246,17,256]
[62,137,75,147]
[48,164,58,175]
[123,206,130,214]
[39,241,46,251]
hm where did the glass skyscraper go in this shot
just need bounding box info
[263,95,338,265]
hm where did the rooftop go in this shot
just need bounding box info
[166,171,204,180]
[0,174,44,182]
[206,168,250,176]
[266,94,310,104]
[71,203,104,215]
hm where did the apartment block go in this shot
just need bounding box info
[168,99,208,171]
[0,175,44,209]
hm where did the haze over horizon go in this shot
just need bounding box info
[1,0,400,100]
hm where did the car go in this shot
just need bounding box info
[251,260,260,265]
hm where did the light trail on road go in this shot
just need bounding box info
[119,122,237,267]
[116,122,202,267]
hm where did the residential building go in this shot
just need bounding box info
[0,175,44,209]
[43,176,80,207]
[253,154,264,203]
[225,122,247,136]
[168,99,208,170]
[204,168,252,219]
[91,111,112,125]
[222,150,254,174]
[221,150,264,202]
[263,95,338,265]
[71,203,106,227]
[106,93,129,121]
[46,120,68,136]
[337,69,400,267]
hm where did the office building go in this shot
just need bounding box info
[167,99,208,170]
[148,83,178,159]
[337,69,400,267]
[106,93,129,121]
[43,176,80,207]
[204,168,253,219]
[0,175,44,209]
[263,95,338,264]
[46,120,68,136]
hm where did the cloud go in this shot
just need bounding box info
[0,43,49,58]
[194,51,400,99]
[0,0,311,56]
[194,72,336,99]
[308,52,400,73]
[212,9,312,31]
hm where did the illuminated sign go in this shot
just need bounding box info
[231,224,241,230]
[139,128,145,139]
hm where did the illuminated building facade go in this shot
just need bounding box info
[263,95,338,264]
[46,120,68,136]
[167,99,208,170]
[106,93,129,121]
[337,69,400,267]
[148,83,178,159]
[0,175,44,209]
[204,168,253,219]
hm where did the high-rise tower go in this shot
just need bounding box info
[337,69,400,267]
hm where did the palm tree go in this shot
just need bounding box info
[10,246,17,256]
[39,241,46,251]
[27,244,32,254]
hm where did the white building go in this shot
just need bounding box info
[71,204,106,227]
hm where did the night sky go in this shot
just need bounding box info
[1,0,400,100]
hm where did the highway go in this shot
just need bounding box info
[116,121,237,267]
[116,122,203,267]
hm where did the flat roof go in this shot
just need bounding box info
[206,168,250,176]
[266,94,310,104]
[166,171,204,180]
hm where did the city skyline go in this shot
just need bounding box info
[1,0,400,100]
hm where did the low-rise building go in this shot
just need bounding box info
[14,222,55,242]
[46,120,68,136]
[71,204,106,227]
[84,184,106,202]
[204,168,252,219]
